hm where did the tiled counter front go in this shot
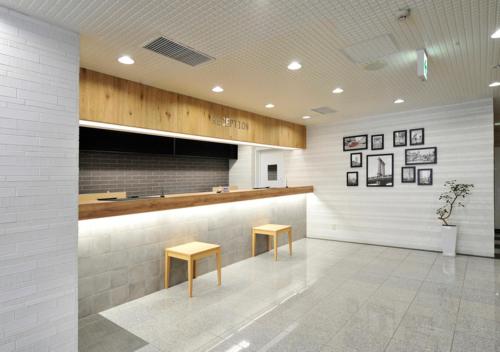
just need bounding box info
[78,194,306,317]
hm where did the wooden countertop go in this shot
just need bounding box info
[79,186,313,220]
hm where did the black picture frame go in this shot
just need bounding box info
[347,172,359,186]
[343,134,368,151]
[418,169,433,185]
[401,166,416,183]
[393,130,407,147]
[405,147,437,165]
[371,134,384,150]
[350,152,362,168]
[366,153,394,187]
[410,128,425,146]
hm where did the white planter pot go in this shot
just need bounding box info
[441,225,458,256]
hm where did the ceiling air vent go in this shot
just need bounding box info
[143,37,215,67]
[311,106,336,115]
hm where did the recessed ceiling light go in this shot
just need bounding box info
[287,61,302,70]
[332,87,344,94]
[489,81,500,87]
[212,85,224,93]
[491,29,500,38]
[394,98,405,104]
[265,103,275,109]
[118,55,135,65]
[302,115,312,120]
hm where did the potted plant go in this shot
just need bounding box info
[436,180,474,256]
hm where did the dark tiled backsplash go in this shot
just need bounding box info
[79,150,229,196]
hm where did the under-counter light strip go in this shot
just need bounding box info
[79,120,300,150]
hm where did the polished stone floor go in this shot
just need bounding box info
[84,238,500,352]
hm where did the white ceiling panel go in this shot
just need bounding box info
[0,0,499,125]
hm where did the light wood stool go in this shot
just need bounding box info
[164,241,221,297]
[252,224,292,261]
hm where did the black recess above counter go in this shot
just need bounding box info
[79,127,238,159]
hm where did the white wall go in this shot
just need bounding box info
[0,7,79,352]
[229,145,255,189]
[495,147,500,228]
[287,99,494,257]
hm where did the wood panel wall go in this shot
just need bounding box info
[79,68,306,148]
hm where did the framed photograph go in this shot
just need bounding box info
[401,166,416,183]
[393,130,407,147]
[343,135,368,151]
[347,172,358,186]
[410,128,424,145]
[366,154,394,187]
[405,147,437,165]
[371,134,384,150]
[350,153,362,168]
[418,169,433,185]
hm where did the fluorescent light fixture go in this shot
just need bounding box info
[489,81,500,87]
[394,98,405,104]
[287,61,302,70]
[491,29,500,38]
[265,103,275,108]
[332,87,344,94]
[302,115,312,120]
[118,55,135,64]
[79,120,300,150]
[212,85,224,93]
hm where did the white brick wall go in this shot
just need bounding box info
[229,145,255,189]
[0,7,79,352]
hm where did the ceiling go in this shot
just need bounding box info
[2,0,500,125]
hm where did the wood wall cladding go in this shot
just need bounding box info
[79,68,306,148]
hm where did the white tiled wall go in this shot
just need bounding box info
[0,7,79,352]
[287,99,494,257]
[229,145,255,189]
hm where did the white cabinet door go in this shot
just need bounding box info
[256,149,286,188]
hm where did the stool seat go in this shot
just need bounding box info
[167,241,220,257]
[164,241,221,297]
[252,224,292,261]
[253,224,291,233]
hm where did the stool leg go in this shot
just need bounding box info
[188,258,193,297]
[216,251,221,286]
[252,231,256,257]
[274,235,278,261]
[288,229,292,256]
[164,254,171,288]
[193,260,196,279]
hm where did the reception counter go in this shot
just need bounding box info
[78,187,309,318]
[79,186,313,220]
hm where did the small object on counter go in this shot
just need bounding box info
[223,186,229,193]
[215,186,223,193]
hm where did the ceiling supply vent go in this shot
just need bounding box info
[342,34,399,65]
[143,37,215,67]
[311,106,336,115]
